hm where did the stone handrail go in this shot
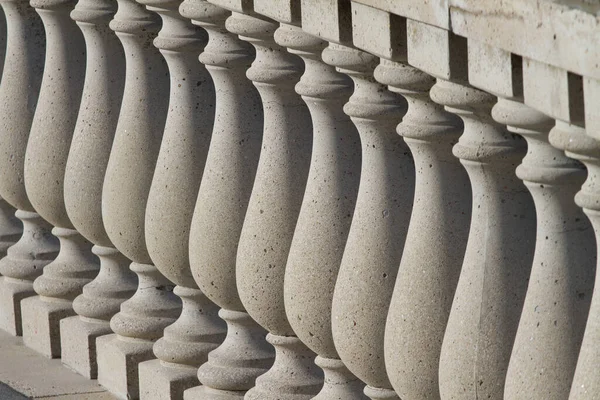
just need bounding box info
[0,0,597,399]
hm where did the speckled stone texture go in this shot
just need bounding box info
[0,0,58,338]
[21,0,99,358]
[225,9,324,399]
[137,0,225,397]
[0,198,21,261]
[328,46,410,400]
[96,0,181,397]
[60,0,137,379]
[183,2,274,398]
[271,14,366,399]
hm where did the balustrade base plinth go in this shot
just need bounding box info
[21,296,75,358]
[138,359,199,400]
[183,385,245,400]
[97,333,155,400]
[60,316,111,379]
[0,277,34,335]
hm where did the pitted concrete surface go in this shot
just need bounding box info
[0,329,115,399]
[0,382,28,399]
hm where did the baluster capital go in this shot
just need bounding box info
[109,0,160,35]
[70,0,114,24]
[226,12,302,86]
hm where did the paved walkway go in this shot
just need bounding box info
[0,329,115,399]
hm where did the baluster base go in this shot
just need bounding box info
[245,333,323,400]
[97,334,155,400]
[313,356,367,400]
[195,308,274,398]
[184,386,245,400]
[138,285,225,400]
[139,360,199,400]
[363,386,400,400]
[0,211,59,335]
[60,316,110,379]
[0,278,35,335]
[21,297,75,358]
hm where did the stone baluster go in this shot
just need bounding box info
[253,2,366,396]
[328,47,411,400]
[436,85,535,399]
[504,60,595,400]
[217,6,323,398]
[569,77,600,399]
[301,5,413,398]
[0,13,13,260]
[181,2,275,399]
[0,4,18,245]
[381,63,472,400]
[0,198,20,260]
[348,5,472,399]
[348,6,473,399]
[0,8,5,72]
[466,42,589,400]
[59,0,137,379]
[435,77,537,400]
[95,1,182,399]
[20,0,99,358]
[403,21,537,400]
[0,0,58,337]
[0,8,16,239]
[279,25,366,400]
[0,9,21,251]
[136,1,226,398]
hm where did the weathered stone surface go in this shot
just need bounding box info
[354,0,450,30]
[437,82,535,400]
[567,78,600,399]
[98,0,181,397]
[0,0,59,337]
[183,1,274,398]
[450,0,600,81]
[138,0,225,396]
[329,46,410,400]
[61,0,137,378]
[503,57,595,400]
[226,10,323,399]
[0,198,20,260]
[280,21,365,400]
[22,0,99,357]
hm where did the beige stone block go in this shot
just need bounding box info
[352,0,450,29]
[450,0,600,81]
[96,334,154,400]
[254,0,299,23]
[406,19,468,82]
[138,359,199,400]
[21,296,74,358]
[301,0,352,43]
[523,58,584,123]
[468,40,519,98]
[351,2,406,60]
[60,316,111,379]
[207,0,252,13]
[0,277,34,336]
[584,77,600,140]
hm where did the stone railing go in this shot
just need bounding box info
[0,0,597,399]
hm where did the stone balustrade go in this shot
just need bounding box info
[0,0,597,399]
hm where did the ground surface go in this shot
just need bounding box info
[0,329,115,399]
